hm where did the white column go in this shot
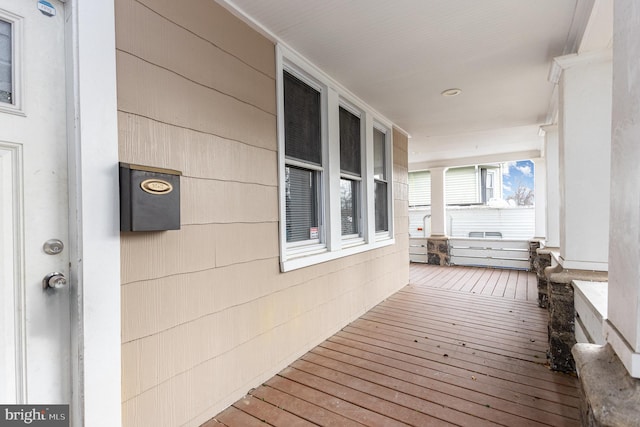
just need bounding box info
[555,51,612,271]
[604,0,640,378]
[541,125,560,248]
[429,167,447,237]
[532,157,546,240]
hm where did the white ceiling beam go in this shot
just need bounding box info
[409,150,541,171]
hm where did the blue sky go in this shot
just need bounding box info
[502,160,534,199]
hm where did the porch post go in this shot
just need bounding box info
[542,51,612,372]
[604,0,640,378]
[541,125,560,248]
[532,157,546,240]
[429,167,447,237]
[426,167,449,266]
[555,51,612,271]
[570,3,640,425]
[533,126,559,309]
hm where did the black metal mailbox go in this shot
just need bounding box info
[119,163,181,232]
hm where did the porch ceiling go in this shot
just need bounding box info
[218,0,610,168]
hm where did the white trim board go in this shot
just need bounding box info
[65,1,121,426]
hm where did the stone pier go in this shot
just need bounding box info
[426,237,450,266]
[533,247,553,308]
[545,267,607,373]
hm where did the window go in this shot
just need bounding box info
[283,71,323,245]
[373,127,388,232]
[339,106,361,237]
[278,46,395,271]
[486,171,495,200]
[480,168,496,204]
[0,19,12,104]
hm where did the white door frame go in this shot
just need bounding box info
[64,1,121,426]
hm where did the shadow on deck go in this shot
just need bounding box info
[205,264,579,426]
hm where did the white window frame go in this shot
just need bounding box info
[338,100,365,246]
[0,9,24,116]
[478,166,497,204]
[486,170,495,200]
[281,67,326,249]
[277,45,394,272]
[373,122,393,240]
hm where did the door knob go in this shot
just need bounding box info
[43,272,67,290]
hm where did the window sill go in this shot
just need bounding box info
[342,237,365,249]
[375,231,392,242]
[280,237,395,272]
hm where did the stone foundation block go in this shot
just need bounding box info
[533,248,552,308]
[549,331,576,372]
[426,237,450,266]
[528,240,541,272]
[545,267,607,374]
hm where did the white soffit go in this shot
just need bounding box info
[220,0,596,165]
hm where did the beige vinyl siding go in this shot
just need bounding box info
[446,166,478,204]
[116,0,409,425]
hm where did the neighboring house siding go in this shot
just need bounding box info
[116,1,409,426]
[408,167,478,207]
[445,166,478,204]
[408,170,430,206]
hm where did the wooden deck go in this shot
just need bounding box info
[410,264,539,301]
[205,264,579,426]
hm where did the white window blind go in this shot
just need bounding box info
[285,166,319,242]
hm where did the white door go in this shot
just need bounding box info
[0,0,70,405]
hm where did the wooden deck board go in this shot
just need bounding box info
[232,395,316,427]
[212,406,268,426]
[304,348,575,427]
[317,339,578,419]
[205,264,579,427]
[252,382,373,427]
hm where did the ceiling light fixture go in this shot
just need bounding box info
[441,88,462,97]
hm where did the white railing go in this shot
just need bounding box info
[409,236,531,269]
[409,205,534,269]
[409,238,430,264]
[449,237,530,270]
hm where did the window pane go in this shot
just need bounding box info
[285,166,319,242]
[340,178,359,236]
[373,128,386,180]
[375,180,388,232]
[284,71,321,165]
[339,107,361,176]
[0,20,11,104]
